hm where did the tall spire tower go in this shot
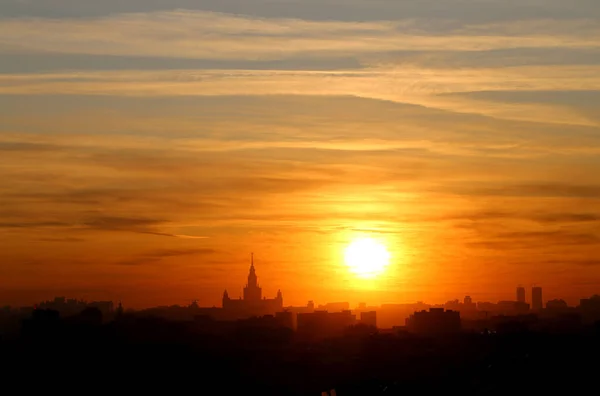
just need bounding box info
[244,252,262,302]
[248,253,257,286]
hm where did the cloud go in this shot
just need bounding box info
[0,215,205,239]
[468,230,600,251]
[1,0,599,22]
[2,65,600,96]
[171,235,209,239]
[116,248,216,265]
[1,11,599,60]
[533,213,600,223]
[446,182,600,198]
[543,259,600,267]
[38,237,86,243]
[146,248,217,258]
[436,210,600,224]
[0,221,70,229]
[0,93,598,248]
[2,67,600,127]
[116,258,162,266]
[80,215,210,239]
[499,231,598,243]
[81,216,164,229]
[1,10,598,127]
[0,52,365,74]
[0,142,59,152]
[2,95,600,159]
[0,213,208,239]
[0,7,598,128]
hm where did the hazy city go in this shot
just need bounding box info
[2,0,600,394]
[2,258,600,394]
[4,257,600,332]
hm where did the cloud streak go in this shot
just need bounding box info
[117,248,216,266]
[1,67,600,126]
[1,11,599,60]
[1,0,599,22]
[79,216,210,239]
[1,10,599,128]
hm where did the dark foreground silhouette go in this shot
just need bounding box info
[1,308,599,395]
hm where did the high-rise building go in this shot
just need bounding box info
[532,286,543,311]
[243,253,262,302]
[222,254,283,318]
[517,286,526,303]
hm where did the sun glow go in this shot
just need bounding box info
[344,237,391,279]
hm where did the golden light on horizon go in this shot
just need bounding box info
[344,237,391,279]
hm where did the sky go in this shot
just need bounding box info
[1,0,599,308]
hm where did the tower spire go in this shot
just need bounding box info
[248,253,257,285]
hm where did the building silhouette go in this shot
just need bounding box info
[405,308,461,335]
[532,286,543,311]
[579,295,600,323]
[317,302,350,312]
[494,300,530,315]
[222,254,283,319]
[275,310,296,330]
[360,311,377,328]
[34,297,114,319]
[546,299,568,310]
[517,286,526,303]
[297,310,356,339]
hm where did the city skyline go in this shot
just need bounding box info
[1,257,589,311]
[0,250,597,309]
[2,2,599,395]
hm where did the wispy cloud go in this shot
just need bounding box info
[79,216,210,239]
[37,237,86,243]
[446,182,600,198]
[0,221,70,228]
[468,231,600,250]
[2,66,600,95]
[1,0,597,22]
[1,11,599,59]
[117,248,217,266]
[1,67,600,126]
[0,214,208,239]
[1,10,599,128]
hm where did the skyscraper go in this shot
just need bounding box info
[517,286,526,303]
[532,286,543,311]
[222,254,283,318]
[243,253,262,302]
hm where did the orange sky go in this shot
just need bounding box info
[1,1,600,308]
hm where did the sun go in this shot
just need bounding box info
[344,237,391,279]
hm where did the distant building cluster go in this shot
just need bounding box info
[35,297,115,317]
[297,310,356,338]
[405,308,461,335]
[3,258,600,339]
